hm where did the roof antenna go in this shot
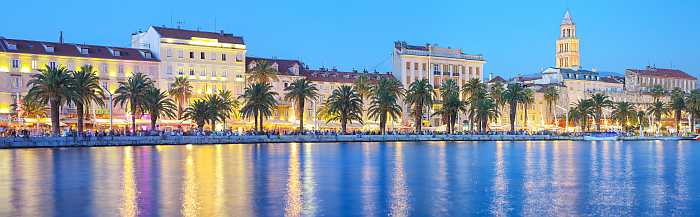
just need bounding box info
[59,31,64,44]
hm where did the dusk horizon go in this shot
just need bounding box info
[2,0,698,78]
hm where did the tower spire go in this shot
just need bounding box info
[562,9,574,25]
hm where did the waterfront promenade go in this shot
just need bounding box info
[0,134,690,148]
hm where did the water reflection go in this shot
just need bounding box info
[389,142,409,217]
[0,141,698,217]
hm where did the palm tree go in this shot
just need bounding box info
[69,65,105,135]
[611,101,636,132]
[647,101,670,134]
[543,86,559,123]
[462,78,487,130]
[468,91,499,132]
[686,90,700,132]
[321,85,364,134]
[284,78,318,131]
[435,79,462,134]
[168,76,192,119]
[489,81,506,112]
[17,96,48,119]
[522,89,534,129]
[144,87,176,131]
[354,75,372,123]
[183,99,210,131]
[216,89,240,130]
[240,82,278,132]
[649,84,665,102]
[368,78,404,134]
[25,65,74,135]
[502,83,526,132]
[113,72,154,134]
[569,99,593,131]
[589,93,613,131]
[670,88,686,134]
[204,94,224,131]
[404,79,433,133]
[247,60,278,84]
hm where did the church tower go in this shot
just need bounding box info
[556,10,580,69]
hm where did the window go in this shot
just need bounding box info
[222,71,227,77]
[177,50,184,58]
[178,67,184,75]
[166,48,172,57]
[433,64,440,75]
[113,50,121,56]
[200,67,206,76]
[7,43,17,50]
[166,65,173,75]
[422,63,426,71]
[235,54,243,62]
[11,59,19,69]
[49,61,57,68]
[405,62,411,70]
[118,64,124,75]
[11,77,20,88]
[46,46,54,53]
[31,60,37,69]
[189,68,195,76]
[209,52,216,60]
[222,54,227,61]
[211,70,216,77]
[100,63,108,73]
[189,52,194,59]
[81,48,89,55]
[144,52,152,59]
[200,52,205,59]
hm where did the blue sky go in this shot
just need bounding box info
[1,0,698,78]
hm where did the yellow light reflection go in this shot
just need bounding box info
[302,143,317,216]
[181,148,200,217]
[389,143,409,217]
[120,147,137,217]
[285,143,302,217]
[491,141,509,216]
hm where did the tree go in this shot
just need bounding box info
[113,72,153,134]
[522,89,534,129]
[368,78,404,134]
[489,81,506,113]
[649,84,665,102]
[502,83,526,132]
[17,96,48,119]
[404,79,433,133]
[247,60,278,84]
[569,99,593,131]
[611,101,636,132]
[168,76,192,119]
[216,89,240,130]
[353,75,372,123]
[68,65,105,135]
[647,101,670,134]
[321,85,363,134]
[462,78,487,131]
[468,90,499,132]
[670,88,686,134]
[434,79,463,134]
[686,90,700,132]
[25,65,74,136]
[144,87,176,131]
[543,86,559,123]
[284,78,318,131]
[589,93,613,131]
[204,94,225,131]
[183,99,210,131]
[240,82,278,132]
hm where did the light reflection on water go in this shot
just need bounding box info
[0,141,699,217]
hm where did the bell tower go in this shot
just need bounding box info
[556,10,580,69]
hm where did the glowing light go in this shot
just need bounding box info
[0,67,8,72]
[20,67,30,73]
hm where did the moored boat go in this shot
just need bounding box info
[583,132,619,141]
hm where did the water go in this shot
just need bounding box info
[1,141,699,217]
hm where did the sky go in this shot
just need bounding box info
[1,0,698,78]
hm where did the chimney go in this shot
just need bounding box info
[59,31,64,44]
[489,72,493,81]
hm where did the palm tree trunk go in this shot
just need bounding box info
[76,103,84,136]
[254,112,259,132]
[509,102,517,133]
[151,116,157,132]
[415,102,422,133]
[299,102,305,131]
[380,114,387,135]
[50,99,61,136]
[131,112,136,135]
[259,114,264,132]
[341,117,347,134]
[524,104,529,128]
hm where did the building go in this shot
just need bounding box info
[245,57,306,130]
[131,26,247,98]
[556,10,580,69]
[392,41,486,128]
[0,36,159,130]
[624,66,697,92]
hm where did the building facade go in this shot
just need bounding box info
[392,41,486,128]
[131,26,247,98]
[0,37,159,129]
[624,66,697,92]
[556,10,580,69]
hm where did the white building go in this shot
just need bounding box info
[392,41,486,129]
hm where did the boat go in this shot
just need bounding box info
[694,135,700,141]
[583,132,619,141]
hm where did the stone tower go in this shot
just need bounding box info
[556,10,580,69]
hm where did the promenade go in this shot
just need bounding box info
[0,134,692,149]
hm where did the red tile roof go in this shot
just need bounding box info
[302,69,395,84]
[153,26,244,45]
[487,76,506,83]
[0,38,158,62]
[627,67,696,80]
[246,57,304,76]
